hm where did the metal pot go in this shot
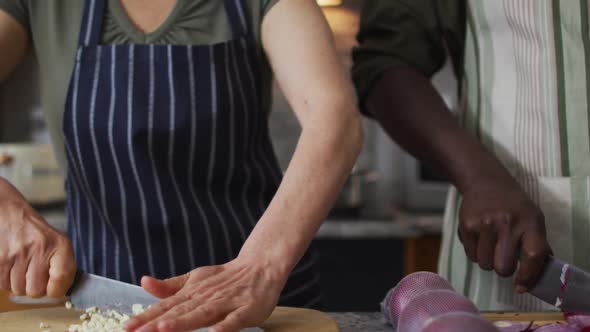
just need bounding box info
[331,168,379,215]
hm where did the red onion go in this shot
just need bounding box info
[397,289,479,332]
[421,312,501,332]
[381,272,454,326]
[565,312,590,328]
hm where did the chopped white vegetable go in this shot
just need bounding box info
[65,301,73,309]
[494,321,513,328]
[85,306,98,314]
[65,304,140,332]
[40,322,49,328]
[132,304,145,315]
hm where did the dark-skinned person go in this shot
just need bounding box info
[352,0,589,311]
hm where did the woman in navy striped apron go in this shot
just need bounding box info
[0,0,363,331]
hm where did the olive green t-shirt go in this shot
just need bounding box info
[0,0,279,167]
[352,0,466,106]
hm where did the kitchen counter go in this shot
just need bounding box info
[330,312,391,332]
[329,312,566,332]
[317,213,443,239]
[42,207,444,240]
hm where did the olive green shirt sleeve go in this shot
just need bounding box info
[0,0,29,32]
[352,0,465,107]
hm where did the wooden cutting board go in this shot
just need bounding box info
[0,307,339,332]
[483,311,566,325]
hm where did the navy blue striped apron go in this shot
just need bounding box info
[62,0,322,308]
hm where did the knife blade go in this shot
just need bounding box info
[66,270,158,313]
[528,256,590,312]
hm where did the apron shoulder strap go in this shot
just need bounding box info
[224,0,253,40]
[78,0,107,47]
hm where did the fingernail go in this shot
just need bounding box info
[158,320,174,330]
[124,319,137,328]
[515,285,527,293]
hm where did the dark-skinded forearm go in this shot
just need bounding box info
[366,66,518,194]
[367,67,552,289]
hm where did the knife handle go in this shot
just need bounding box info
[66,269,85,297]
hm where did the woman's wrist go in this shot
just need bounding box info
[238,226,304,283]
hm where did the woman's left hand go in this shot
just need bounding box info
[124,256,285,332]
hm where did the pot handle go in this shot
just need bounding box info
[0,153,14,166]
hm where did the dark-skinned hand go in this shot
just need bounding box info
[459,183,552,293]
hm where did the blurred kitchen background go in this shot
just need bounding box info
[0,0,458,312]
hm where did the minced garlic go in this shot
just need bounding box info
[63,304,145,332]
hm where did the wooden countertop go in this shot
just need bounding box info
[483,311,565,325]
[1,290,566,331]
[0,290,65,313]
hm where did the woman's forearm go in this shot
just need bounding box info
[244,0,363,280]
[240,106,363,279]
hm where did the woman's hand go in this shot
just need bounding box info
[459,182,552,293]
[0,178,76,298]
[124,256,286,332]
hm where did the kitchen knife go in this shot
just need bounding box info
[528,256,590,312]
[66,270,158,312]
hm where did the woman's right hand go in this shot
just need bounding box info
[0,177,76,298]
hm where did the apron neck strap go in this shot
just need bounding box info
[79,0,106,47]
[78,0,251,47]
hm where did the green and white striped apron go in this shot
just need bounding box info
[438,0,590,311]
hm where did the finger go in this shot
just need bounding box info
[459,219,479,262]
[209,308,252,332]
[493,216,518,277]
[158,303,231,332]
[10,257,29,296]
[154,297,214,327]
[47,248,76,298]
[142,274,189,299]
[476,219,497,271]
[26,257,49,298]
[125,294,192,331]
[515,229,551,292]
[0,254,13,291]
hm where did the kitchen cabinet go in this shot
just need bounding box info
[315,216,443,312]
[315,236,442,312]
[315,238,404,312]
[404,235,442,275]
